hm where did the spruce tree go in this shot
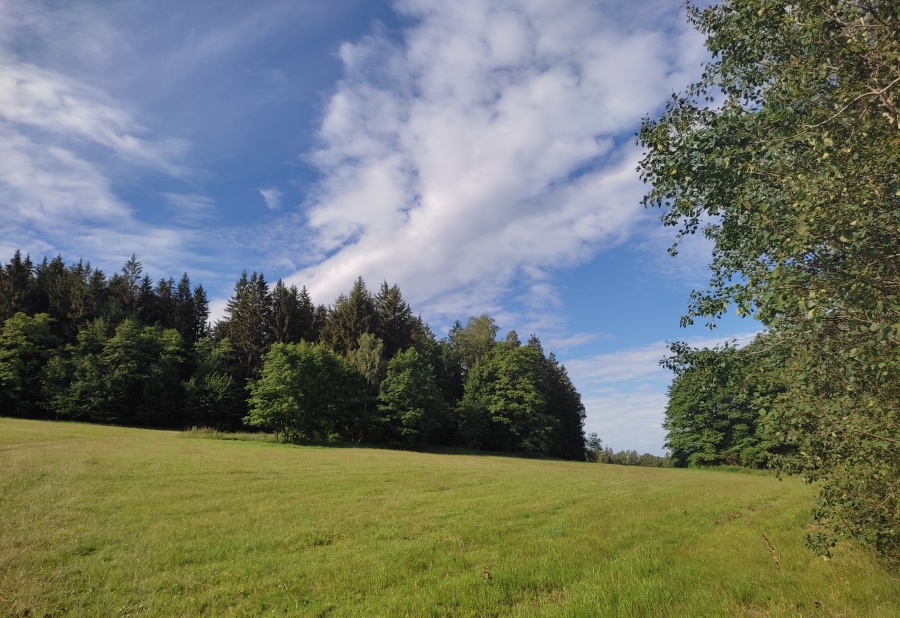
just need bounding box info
[0,251,36,320]
[321,277,376,356]
[374,281,415,360]
[220,271,273,377]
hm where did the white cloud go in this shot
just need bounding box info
[0,63,189,176]
[259,187,283,211]
[163,192,217,225]
[0,126,132,227]
[0,2,214,282]
[0,55,194,238]
[563,331,762,454]
[542,332,603,353]
[582,391,670,455]
[289,0,707,327]
[566,343,673,386]
[0,61,198,276]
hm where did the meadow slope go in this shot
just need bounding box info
[1,418,897,617]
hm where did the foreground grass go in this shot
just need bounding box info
[1,419,896,617]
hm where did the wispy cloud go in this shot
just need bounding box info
[564,331,762,453]
[0,60,197,275]
[259,187,283,211]
[163,193,217,224]
[288,0,706,327]
[0,63,190,176]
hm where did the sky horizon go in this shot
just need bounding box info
[0,0,759,454]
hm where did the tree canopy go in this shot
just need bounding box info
[0,252,589,461]
[640,0,899,563]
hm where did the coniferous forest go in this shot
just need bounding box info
[0,250,587,460]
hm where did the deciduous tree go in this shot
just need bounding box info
[0,312,58,417]
[376,347,447,448]
[639,0,900,561]
[246,341,361,442]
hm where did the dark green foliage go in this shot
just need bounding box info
[434,336,465,409]
[585,434,673,467]
[661,336,786,468]
[348,332,386,433]
[174,273,209,346]
[0,251,37,321]
[593,447,673,468]
[183,338,243,430]
[541,351,588,461]
[137,276,171,329]
[245,341,363,442]
[104,254,143,323]
[320,277,376,356]
[42,318,111,422]
[375,347,448,448]
[640,0,899,561]
[459,343,554,454]
[271,280,315,345]
[0,312,58,417]
[31,256,69,335]
[0,250,588,462]
[374,281,416,360]
[584,433,603,462]
[218,271,273,377]
[60,260,109,337]
[44,318,184,426]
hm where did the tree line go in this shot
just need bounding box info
[0,251,587,460]
[640,0,898,564]
[584,433,673,468]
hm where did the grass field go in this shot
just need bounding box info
[1,418,897,617]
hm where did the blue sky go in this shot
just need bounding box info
[0,0,759,453]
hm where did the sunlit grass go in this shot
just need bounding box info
[1,417,897,616]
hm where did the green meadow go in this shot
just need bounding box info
[1,418,897,617]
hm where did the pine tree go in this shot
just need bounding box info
[105,255,143,324]
[0,251,36,320]
[541,352,587,461]
[321,277,376,356]
[191,285,210,342]
[271,280,309,345]
[219,271,273,376]
[152,277,176,328]
[174,273,206,346]
[32,256,72,338]
[374,282,415,360]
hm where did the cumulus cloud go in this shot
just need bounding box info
[289,0,706,325]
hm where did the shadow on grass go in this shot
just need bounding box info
[181,426,569,461]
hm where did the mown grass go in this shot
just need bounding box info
[1,418,897,617]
